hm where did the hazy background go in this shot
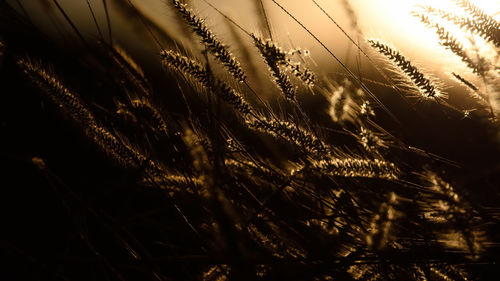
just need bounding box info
[9,0,500,86]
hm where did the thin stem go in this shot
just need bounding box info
[102,0,113,45]
[271,0,401,126]
[86,0,104,41]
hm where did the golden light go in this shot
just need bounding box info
[24,0,497,74]
[352,0,499,70]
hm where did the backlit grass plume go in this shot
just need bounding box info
[251,35,316,94]
[171,0,246,82]
[246,115,327,155]
[161,49,253,115]
[128,98,170,137]
[357,126,387,152]
[17,58,148,169]
[252,34,297,100]
[368,39,445,100]
[422,172,485,259]
[420,4,499,49]
[16,59,181,186]
[452,72,479,92]
[325,80,363,124]
[366,192,398,250]
[415,12,489,75]
[108,44,151,97]
[454,0,500,48]
[307,156,399,180]
[450,72,489,106]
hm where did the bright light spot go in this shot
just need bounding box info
[354,0,499,71]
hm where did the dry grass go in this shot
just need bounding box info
[1,0,500,280]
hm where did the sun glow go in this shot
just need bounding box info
[354,0,499,69]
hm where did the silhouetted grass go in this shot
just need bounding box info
[1,0,500,280]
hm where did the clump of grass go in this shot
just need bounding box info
[3,1,500,280]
